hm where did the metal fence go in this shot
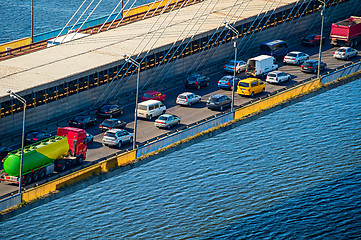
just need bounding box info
[136,112,234,158]
[321,61,361,84]
[0,193,21,212]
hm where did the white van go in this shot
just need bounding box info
[137,100,166,120]
[246,55,278,77]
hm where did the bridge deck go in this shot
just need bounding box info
[0,0,296,98]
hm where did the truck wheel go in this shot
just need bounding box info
[55,161,66,172]
[76,155,83,164]
[32,171,39,182]
[39,168,46,179]
[25,173,33,184]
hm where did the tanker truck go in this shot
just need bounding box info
[0,127,87,185]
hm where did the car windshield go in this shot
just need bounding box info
[287,53,297,57]
[103,119,115,125]
[303,61,315,67]
[105,132,116,138]
[260,44,272,52]
[209,97,219,103]
[238,82,249,87]
[143,93,152,98]
[337,49,346,52]
[73,116,87,121]
[178,95,186,99]
[221,77,231,81]
[100,105,112,111]
[158,116,168,120]
[268,73,277,78]
[137,105,147,110]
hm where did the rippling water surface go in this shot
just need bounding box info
[1,80,361,239]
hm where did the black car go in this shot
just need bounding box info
[206,94,231,111]
[302,34,325,46]
[300,60,327,73]
[0,146,12,160]
[25,130,52,145]
[185,73,210,90]
[99,119,127,132]
[96,104,124,118]
[69,115,97,129]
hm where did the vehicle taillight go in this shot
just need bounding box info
[105,111,108,114]
[300,65,304,68]
[308,67,312,69]
[107,127,111,129]
[96,110,98,113]
[291,58,296,60]
[195,81,198,85]
[99,125,102,128]
[224,65,226,68]
[33,138,37,141]
[218,81,221,84]
[227,82,230,86]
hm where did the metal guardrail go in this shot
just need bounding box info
[0,193,21,212]
[321,60,361,84]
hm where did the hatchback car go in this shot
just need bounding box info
[237,78,265,97]
[69,115,97,129]
[300,60,327,73]
[206,95,231,111]
[266,71,291,84]
[302,34,325,46]
[154,114,181,129]
[333,47,358,60]
[176,92,201,106]
[102,129,133,148]
[218,76,240,90]
[96,104,124,118]
[283,51,309,65]
[140,90,166,102]
[99,119,126,132]
[25,130,52,145]
[224,60,247,73]
[185,73,210,89]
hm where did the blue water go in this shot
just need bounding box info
[0,78,360,238]
[0,0,152,44]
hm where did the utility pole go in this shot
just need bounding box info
[31,0,34,43]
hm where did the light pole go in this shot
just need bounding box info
[7,90,26,194]
[224,21,239,112]
[31,0,34,43]
[124,55,140,150]
[317,0,325,79]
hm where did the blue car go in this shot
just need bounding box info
[218,76,240,90]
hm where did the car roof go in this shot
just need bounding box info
[268,71,284,74]
[250,55,274,61]
[210,94,225,98]
[179,92,194,96]
[261,39,286,46]
[139,99,162,105]
[107,128,126,133]
[240,77,260,83]
[105,118,119,121]
[337,47,351,50]
[159,114,173,117]
[221,75,233,79]
[305,60,318,63]
[288,51,303,54]
[144,90,160,94]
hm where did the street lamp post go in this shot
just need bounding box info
[224,21,239,112]
[317,0,326,79]
[124,55,140,150]
[7,90,26,194]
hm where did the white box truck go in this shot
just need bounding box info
[246,55,278,77]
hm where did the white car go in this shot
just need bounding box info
[102,129,133,148]
[266,71,291,84]
[224,60,246,74]
[283,51,309,65]
[333,47,358,60]
[176,92,201,106]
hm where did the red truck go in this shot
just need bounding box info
[330,16,361,47]
[1,127,87,184]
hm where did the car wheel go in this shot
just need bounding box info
[314,68,317,74]
[262,88,265,93]
[129,137,133,143]
[251,92,254,97]
[109,114,113,118]
[220,105,223,111]
[287,76,291,82]
[167,125,170,129]
[206,82,210,87]
[188,102,192,106]
[177,121,180,125]
[197,85,201,90]
[296,60,300,65]
[117,141,122,148]
[120,109,124,115]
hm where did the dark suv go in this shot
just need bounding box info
[69,115,97,129]
[25,130,52,145]
[206,94,231,111]
[300,60,327,73]
[185,73,210,90]
[96,104,124,118]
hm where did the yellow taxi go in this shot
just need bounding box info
[237,78,265,97]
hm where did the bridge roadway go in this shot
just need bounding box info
[1,39,360,198]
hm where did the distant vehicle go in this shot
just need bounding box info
[218,76,240,90]
[176,92,201,106]
[283,51,309,65]
[206,94,231,111]
[96,104,124,118]
[300,60,327,74]
[237,78,265,97]
[1,127,88,184]
[137,100,166,120]
[47,32,90,47]
[259,40,288,58]
[154,114,181,129]
[246,55,278,77]
[102,129,133,148]
[333,47,358,60]
[0,146,12,160]
[86,132,94,144]
[224,60,247,74]
[99,119,126,132]
[330,16,361,47]
[266,71,291,84]
[69,115,97,129]
[302,34,325,46]
[25,130,52,145]
[185,73,210,90]
[140,90,166,102]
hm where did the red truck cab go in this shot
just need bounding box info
[57,127,87,160]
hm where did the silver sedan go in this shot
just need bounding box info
[333,47,358,60]
[283,51,309,65]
